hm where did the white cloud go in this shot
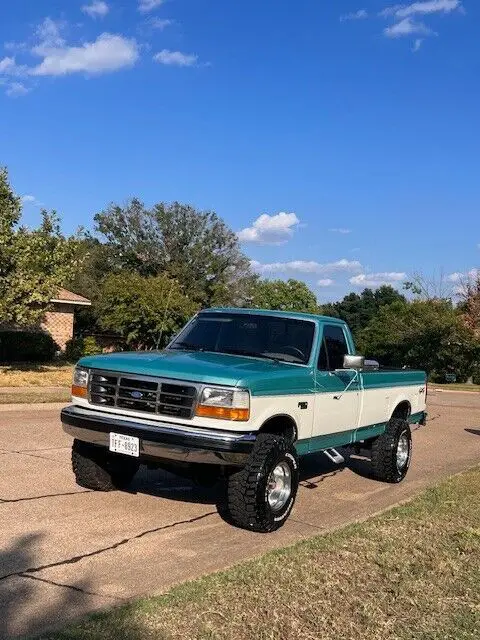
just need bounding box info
[153,49,198,67]
[4,41,28,53]
[350,272,406,287]
[0,17,141,95]
[0,56,27,77]
[30,33,139,76]
[447,272,462,282]
[150,18,174,30]
[34,18,66,52]
[251,259,362,275]
[317,279,334,287]
[138,0,164,13]
[0,57,15,73]
[329,228,352,234]
[82,1,110,18]
[381,0,463,18]
[238,212,300,245]
[340,9,368,21]
[384,17,434,37]
[447,269,479,283]
[21,194,42,205]
[6,82,29,97]
[412,38,424,51]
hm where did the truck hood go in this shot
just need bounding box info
[78,350,313,392]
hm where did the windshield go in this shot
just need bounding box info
[168,313,315,365]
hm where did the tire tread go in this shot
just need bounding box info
[371,418,411,483]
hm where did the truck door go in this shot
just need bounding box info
[313,324,362,443]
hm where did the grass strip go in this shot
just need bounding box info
[38,467,480,640]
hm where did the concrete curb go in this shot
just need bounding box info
[0,402,68,412]
[433,388,480,395]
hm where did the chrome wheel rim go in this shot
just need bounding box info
[267,461,292,512]
[396,432,410,470]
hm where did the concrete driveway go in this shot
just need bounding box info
[1,391,479,638]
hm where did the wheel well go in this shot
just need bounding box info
[391,401,411,421]
[258,415,297,443]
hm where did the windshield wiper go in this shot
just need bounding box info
[169,342,209,352]
[220,348,284,364]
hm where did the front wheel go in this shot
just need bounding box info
[226,433,299,533]
[371,419,412,483]
[72,439,140,491]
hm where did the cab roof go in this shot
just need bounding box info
[204,307,346,325]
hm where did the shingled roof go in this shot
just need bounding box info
[50,288,91,305]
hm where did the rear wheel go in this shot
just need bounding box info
[226,433,299,533]
[371,419,412,483]
[72,439,140,491]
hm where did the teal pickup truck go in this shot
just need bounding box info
[62,308,427,532]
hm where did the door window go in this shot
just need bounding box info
[318,325,349,371]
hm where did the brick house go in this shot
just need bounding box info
[42,289,91,350]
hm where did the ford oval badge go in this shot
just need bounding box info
[130,391,143,399]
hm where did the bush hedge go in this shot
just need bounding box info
[64,336,102,362]
[0,331,58,363]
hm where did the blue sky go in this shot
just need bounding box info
[1,0,479,302]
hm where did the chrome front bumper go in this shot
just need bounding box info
[61,405,256,466]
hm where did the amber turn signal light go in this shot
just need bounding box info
[72,385,88,399]
[196,405,250,421]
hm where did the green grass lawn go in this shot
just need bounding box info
[0,387,70,404]
[0,363,73,388]
[432,383,480,392]
[37,467,480,640]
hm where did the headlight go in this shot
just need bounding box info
[196,386,250,421]
[72,367,89,399]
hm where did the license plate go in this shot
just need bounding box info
[109,433,140,457]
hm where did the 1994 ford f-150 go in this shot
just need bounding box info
[61,308,427,532]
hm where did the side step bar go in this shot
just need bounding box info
[323,448,345,465]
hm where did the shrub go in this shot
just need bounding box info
[0,331,58,363]
[65,336,102,362]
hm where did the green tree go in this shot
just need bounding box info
[249,279,319,314]
[0,167,80,326]
[96,272,197,349]
[358,299,480,381]
[94,200,254,307]
[322,286,407,339]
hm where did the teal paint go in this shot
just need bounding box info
[79,309,425,395]
[361,370,426,388]
[354,423,387,441]
[78,350,289,387]
[409,411,426,424]
[295,412,426,456]
[296,423,386,455]
[295,422,386,455]
[207,307,344,326]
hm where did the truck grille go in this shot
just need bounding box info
[88,371,197,419]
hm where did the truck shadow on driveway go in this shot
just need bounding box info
[123,452,372,521]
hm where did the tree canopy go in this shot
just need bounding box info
[321,286,407,339]
[358,299,479,381]
[94,199,254,307]
[249,279,319,314]
[96,272,197,349]
[0,167,79,327]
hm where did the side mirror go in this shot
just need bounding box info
[343,354,365,370]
